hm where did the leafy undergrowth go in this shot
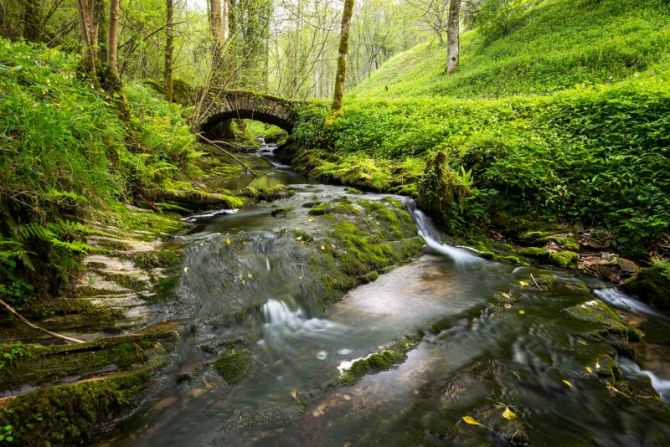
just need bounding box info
[0,39,207,306]
[349,0,670,99]
[288,0,670,260]
[290,80,670,257]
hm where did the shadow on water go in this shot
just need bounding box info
[98,141,670,447]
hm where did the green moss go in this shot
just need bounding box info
[622,266,670,310]
[132,249,181,269]
[339,338,418,385]
[0,367,152,446]
[554,237,580,251]
[244,184,293,202]
[517,247,550,259]
[214,348,251,385]
[0,328,178,391]
[564,299,639,341]
[550,251,579,268]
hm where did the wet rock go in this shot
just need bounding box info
[622,266,670,310]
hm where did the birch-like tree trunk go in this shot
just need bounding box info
[328,0,355,120]
[164,0,174,101]
[211,0,225,73]
[445,0,461,74]
[107,0,121,77]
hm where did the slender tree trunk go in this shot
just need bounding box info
[445,0,460,74]
[107,0,120,78]
[76,0,100,79]
[328,0,355,121]
[210,0,225,76]
[164,0,174,101]
[22,0,42,41]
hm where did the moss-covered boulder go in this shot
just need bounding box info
[550,250,579,268]
[214,348,252,385]
[0,367,153,446]
[622,265,670,310]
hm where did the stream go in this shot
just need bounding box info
[99,140,670,446]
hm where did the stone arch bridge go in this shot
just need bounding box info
[199,90,300,135]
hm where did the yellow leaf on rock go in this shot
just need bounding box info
[562,379,573,388]
[462,416,481,426]
[183,267,188,273]
[518,280,529,287]
[502,406,517,420]
[518,310,526,315]
[585,366,593,374]
[225,238,231,245]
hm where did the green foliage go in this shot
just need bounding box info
[294,80,670,255]
[0,40,202,305]
[477,0,526,41]
[350,0,670,99]
[0,342,27,372]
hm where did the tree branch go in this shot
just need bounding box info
[0,297,84,344]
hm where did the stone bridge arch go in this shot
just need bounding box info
[200,90,298,135]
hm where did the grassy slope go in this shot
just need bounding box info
[0,39,208,305]
[290,0,670,257]
[350,0,670,99]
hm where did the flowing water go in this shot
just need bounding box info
[99,141,670,446]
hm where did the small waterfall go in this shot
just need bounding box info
[261,299,345,342]
[593,288,668,319]
[256,138,291,168]
[620,358,670,402]
[410,207,483,265]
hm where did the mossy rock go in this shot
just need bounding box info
[340,338,418,385]
[214,348,251,385]
[517,247,550,259]
[564,299,639,341]
[0,367,153,446]
[0,326,179,391]
[132,249,181,269]
[622,266,670,310]
[550,251,579,268]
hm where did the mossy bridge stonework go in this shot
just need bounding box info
[200,90,300,134]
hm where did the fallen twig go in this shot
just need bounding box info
[199,135,258,177]
[530,273,541,289]
[0,297,84,344]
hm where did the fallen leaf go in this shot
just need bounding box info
[462,416,481,426]
[502,406,517,420]
[225,238,231,245]
[562,379,573,389]
[595,360,601,369]
[183,267,188,273]
[585,366,593,374]
[247,273,253,279]
[518,309,526,315]
[519,280,529,287]
[320,245,326,250]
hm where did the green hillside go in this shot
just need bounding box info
[350,0,670,99]
[289,0,670,257]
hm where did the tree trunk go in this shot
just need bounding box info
[211,0,225,74]
[164,0,174,102]
[76,0,100,78]
[22,0,42,41]
[107,0,121,78]
[328,0,355,121]
[445,0,461,74]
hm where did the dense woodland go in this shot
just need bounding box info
[1,0,670,445]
